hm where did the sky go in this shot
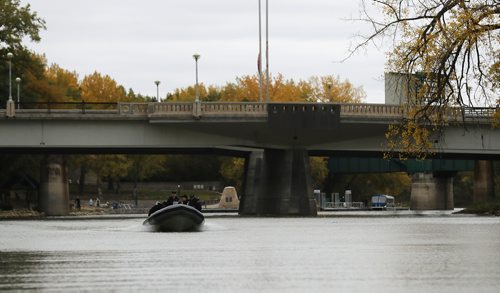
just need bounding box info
[22,0,388,103]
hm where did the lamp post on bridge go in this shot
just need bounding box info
[192,54,201,103]
[7,52,13,101]
[192,54,201,118]
[5,52,15,117]
[16,77,21,109]
[154,80,160,102]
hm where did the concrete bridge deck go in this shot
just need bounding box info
[1,102,498,157]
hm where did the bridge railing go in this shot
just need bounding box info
[13,101,119,114]
[340,103,405,117]
[3,101,496,122]
[201,102,267,114]
[149,102,193,114]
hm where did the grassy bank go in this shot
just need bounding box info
[456,202,500,216]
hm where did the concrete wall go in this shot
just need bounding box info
[241,149,317,216]
[410,172,454,210]
[473,160,495,203]
[39,155,69,216]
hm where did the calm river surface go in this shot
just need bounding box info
[1,213,500,292]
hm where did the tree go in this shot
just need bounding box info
[309,157,329,188]
[80,71,128,104]
[308,75,365,103]
[86,155,131,198]
[128,155,167,206]
[355,0,499,157]
[44,64,81,102]
[0,0,46,105]
[219,157,245,192]
[169,84,210,102]
[0,0,45,51]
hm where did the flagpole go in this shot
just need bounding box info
[258,0,263,103]
[265,0,269,103]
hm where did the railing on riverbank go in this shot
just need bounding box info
[322,202,366,209]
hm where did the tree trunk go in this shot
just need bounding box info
[79,164,87,197]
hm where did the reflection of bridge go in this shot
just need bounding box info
[1,102,498,216]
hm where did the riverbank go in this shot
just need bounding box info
[0,207,148,219]
[454,203,500,216]
[2,205,500,219]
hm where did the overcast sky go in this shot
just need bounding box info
[22,0,388,103]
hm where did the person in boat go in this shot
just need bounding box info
[148,201,163,216]
[188,195,202,212]
[180,195,189,205]
[165,195,174,206]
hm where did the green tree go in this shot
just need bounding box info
[0,0,46,105]
[86,155,131,198]
[331,172,411,204]
[128,155,167,205]
[0,0,45,51]
[219,157,245,191]
[152,155,223,182]
[310,157,329,189]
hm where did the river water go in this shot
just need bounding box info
[1,213,500,292]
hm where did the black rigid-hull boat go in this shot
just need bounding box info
[143,204,204,232]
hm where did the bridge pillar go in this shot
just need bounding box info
[240,149,317,216]
[410,172,454,210]
[39,155,69,216]
[473,160,495,203]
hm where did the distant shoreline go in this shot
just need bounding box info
[2,207,499,220]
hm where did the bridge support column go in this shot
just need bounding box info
[473,160,495,203]
[39,155,69,216]
[410,172,454,210]
[240,149,317,216]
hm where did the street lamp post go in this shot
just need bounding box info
[193,54,200,103]
[6,52,15,117]
[16,77,21,109]
[7,52,13,101]
[154,80,160,102]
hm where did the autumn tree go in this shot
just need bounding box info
[308,75,365,103]
[80,71,128,104]
[168,83,217,102]
[44,64,81,102]
[355,0,499,157]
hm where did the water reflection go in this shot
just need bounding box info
[1,216,500,292]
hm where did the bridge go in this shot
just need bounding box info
[1,102,498,216]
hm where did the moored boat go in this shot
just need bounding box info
[143,204,204,232]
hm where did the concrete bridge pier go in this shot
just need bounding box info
[39,155,70,216]
[240,149,317,216]
[473,160,495,203]
[410,172,454,210]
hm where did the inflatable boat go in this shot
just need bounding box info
[143,204,204,232]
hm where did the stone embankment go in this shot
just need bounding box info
[0,207,149,219]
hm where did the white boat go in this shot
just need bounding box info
[371,194,395,210]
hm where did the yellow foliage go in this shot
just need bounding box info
[170,73,364,103]
[80,71,128,103]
